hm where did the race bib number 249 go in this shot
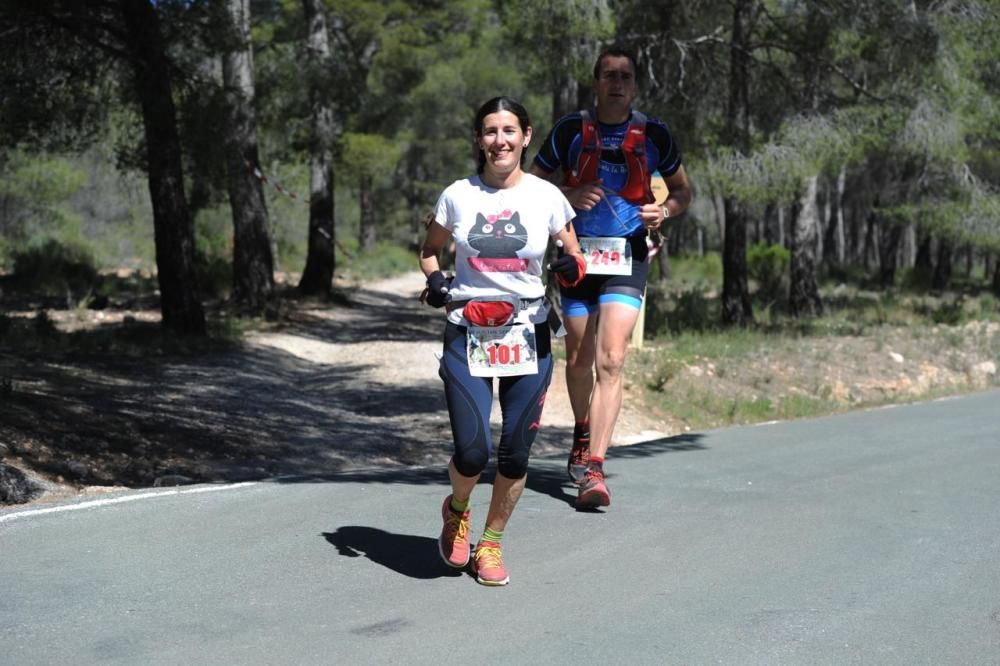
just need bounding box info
[579,237,631,276]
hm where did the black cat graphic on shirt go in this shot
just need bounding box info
[467,211,530,272]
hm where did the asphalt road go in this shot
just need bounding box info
[2,390,999,665]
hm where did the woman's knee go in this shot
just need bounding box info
[452,446,490,477]
[496,449,529,479]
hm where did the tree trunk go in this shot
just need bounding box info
[932,238,953,290]
[712,190,726,243]
[903,223,916,269]
[727,1,754,149]
[722,197,754,325]
[763,202,776,245]
[816,178,827,262]
[823,168,846,269]
[359,174,375,251]
[863,210,878,272]
[118,0,205,336]
[551,36,599,123]
[219,0,274,312]
[552,71,578,124]
[913,230,933,287]
[992,256,1000,298]
[878,223,904,287]
[720,0,756,327]
[834,166,846,266]
[849,199,863,265]
[789,175,823,317]
[298,0,337,296]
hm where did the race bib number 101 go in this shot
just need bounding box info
[579,237,631,275]
[467,324,538,377]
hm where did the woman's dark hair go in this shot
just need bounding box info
[473,96,531,174]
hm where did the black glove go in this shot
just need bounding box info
[548,254,586,288]
[423,270,452,308]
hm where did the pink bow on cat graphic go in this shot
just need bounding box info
[486,209,513,223]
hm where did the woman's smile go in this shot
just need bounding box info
[479,110,530,174]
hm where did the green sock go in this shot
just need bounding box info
[481,527,504,544]
[450,496,470,513]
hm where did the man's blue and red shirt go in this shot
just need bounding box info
[533,110,682,238]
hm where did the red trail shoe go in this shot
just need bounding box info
[575,467,611,509]
[567,422,590,484]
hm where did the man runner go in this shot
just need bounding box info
[532,46,693,509]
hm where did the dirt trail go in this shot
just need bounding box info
[247,271,670,450]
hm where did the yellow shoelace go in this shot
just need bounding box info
[476,544,504,569]
[446,512,469,540]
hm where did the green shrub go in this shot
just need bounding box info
[190,207,234,300]
[972,293,1000,321]
[670,252,723,286]
[275,234,305,275]
[10,239,99,296]
[348,242,416,281]
[670,289,714,333]
[193,206,232,259]
[732,396,773,421]
[747,242,790,302]
[901,265,934,290]
[645,284,717,336]
[644,283,672,336]
[0,149,88,246]
[194,250,232,300]
[646,356,686,391]
[931,299,965,326]
[911,294,969,326]
[777,394,831,419]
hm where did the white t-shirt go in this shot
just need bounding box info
[433,173,574,325]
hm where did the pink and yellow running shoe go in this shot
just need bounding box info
[472,540,509,586]
[438,495,471,568]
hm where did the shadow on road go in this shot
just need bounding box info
[603,432,708,459]
[526,432,708,508]
[317,433,710,579]
[322,527,463,580]
[276,431,708,509]
[272,430,708,489]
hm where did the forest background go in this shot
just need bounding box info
[2,0,1000,323]
[0,0,998,501]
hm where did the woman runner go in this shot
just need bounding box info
[419,96,586,586]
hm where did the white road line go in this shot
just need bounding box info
[0,482,258,524]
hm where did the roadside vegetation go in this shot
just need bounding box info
[5,241,995,444]
[631,254,999,432]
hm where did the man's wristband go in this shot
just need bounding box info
[660,203,671,221]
